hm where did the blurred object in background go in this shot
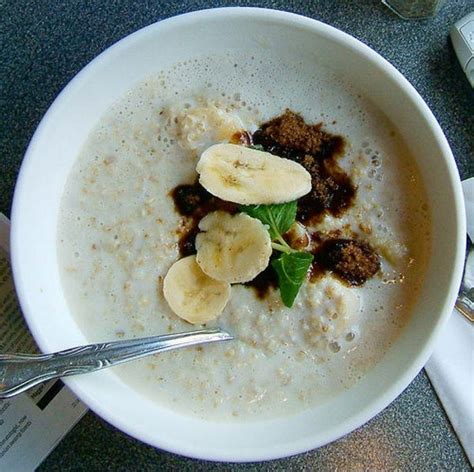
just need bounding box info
[382,0,445,19]
[450,11,474,87]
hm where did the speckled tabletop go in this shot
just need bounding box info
[1,0,473,470]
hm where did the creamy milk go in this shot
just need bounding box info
[57,52,430,420]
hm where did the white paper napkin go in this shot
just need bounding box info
[425,177,474,466]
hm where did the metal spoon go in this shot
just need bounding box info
[455,236,473,322]
[0,328,232,399]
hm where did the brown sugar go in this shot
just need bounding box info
[312,239,380,286]
[255,109,344,156]
[171,183,212,216]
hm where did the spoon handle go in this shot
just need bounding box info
[0,328,232,399]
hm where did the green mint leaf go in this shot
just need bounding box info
[240,201,297,240]
[271,252,313,307]
[248,144,264,151]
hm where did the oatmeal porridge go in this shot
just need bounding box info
[57,53,430,420]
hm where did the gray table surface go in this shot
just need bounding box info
[2,0,473,470]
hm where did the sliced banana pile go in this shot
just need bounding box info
[196,211,272,283]
[163,211,271,324]
[196,143,311,204]
[163,142,313,325]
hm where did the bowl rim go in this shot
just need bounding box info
[10,6,466,462]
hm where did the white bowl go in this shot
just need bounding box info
[10,7,466,462]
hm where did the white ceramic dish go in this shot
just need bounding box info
[10,8,465,462]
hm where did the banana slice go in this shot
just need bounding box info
[196,143,312,204]
[163,255,231,324]
[196,211,272,283]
